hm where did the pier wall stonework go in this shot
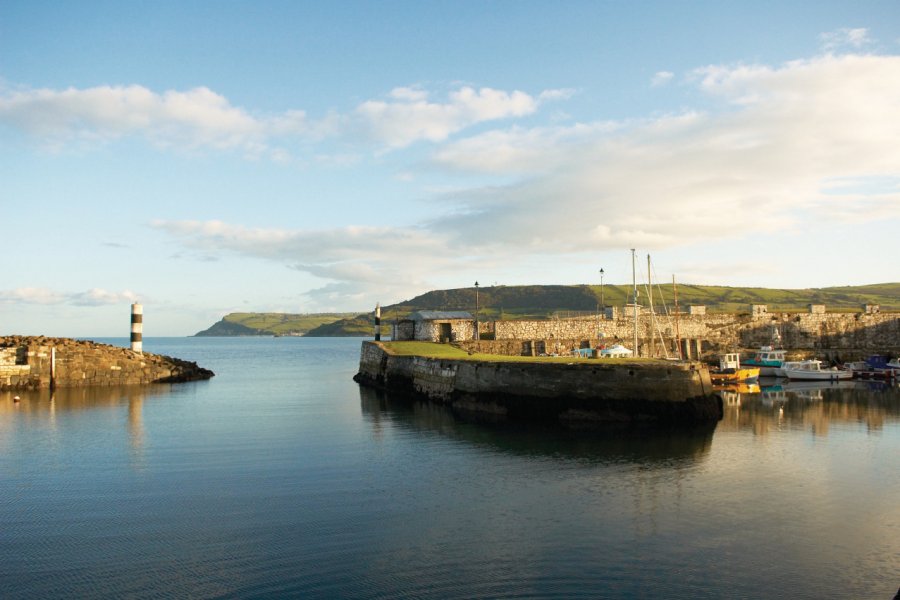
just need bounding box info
[484,311,900,356]
[0,336,214,391]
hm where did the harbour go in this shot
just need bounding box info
[2,336,898,599]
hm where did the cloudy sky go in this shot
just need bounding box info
[2,1,899,336]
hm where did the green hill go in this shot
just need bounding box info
[196,283,900,336]
[194,312,358,336]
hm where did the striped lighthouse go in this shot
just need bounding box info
[374,303,381,341]
[130,303,143,354]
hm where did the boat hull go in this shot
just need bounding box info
[710,367,760,383]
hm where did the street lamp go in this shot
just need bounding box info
[474,281,480,340]
[599,268,605,312]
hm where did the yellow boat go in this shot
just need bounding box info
[710,352,761,383]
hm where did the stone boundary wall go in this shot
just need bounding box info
[0,336,214,391]
[485,311,900,357]
[355,342,721,425]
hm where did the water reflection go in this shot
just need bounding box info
[358,386,715,467]
[0,385,174,468]
[716,379,900,436]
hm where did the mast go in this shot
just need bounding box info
[647,254,654,357]
[631,249,638,356]
[673,274,682,359]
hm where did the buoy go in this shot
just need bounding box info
[13,395,20,402]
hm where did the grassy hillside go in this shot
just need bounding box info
[196,283,900,336]
[195,312,358,336]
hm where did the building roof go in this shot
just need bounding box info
[406,310,474,321]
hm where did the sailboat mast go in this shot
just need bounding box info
[631,248,638,356]
[647,254,654,357]
[673,274,682,359]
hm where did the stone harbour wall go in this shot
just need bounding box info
[0,336,214,391]
[355,341,721,426]
[484,310,900,357]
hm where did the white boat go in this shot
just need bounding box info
[780,359,853,381]
[775,360,807,378]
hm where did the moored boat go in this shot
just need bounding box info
[710,352,760,383]
[846,355,900,379]
[780,359,853,381]
[742,345,787,377]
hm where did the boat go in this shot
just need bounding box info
[710,353,760,383]
[742,345,787,377]
[780,359,853,381]
[845,356,900,379]
[775,360,808,378]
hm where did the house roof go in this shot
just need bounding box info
[406,310,474,321]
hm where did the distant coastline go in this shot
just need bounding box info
[193,282,900,338]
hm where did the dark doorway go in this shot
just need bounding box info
[439,322,452,343]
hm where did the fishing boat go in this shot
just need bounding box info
[742,345,787,377]
[780,359,853,381]
[775,360,808,378]
[710,353,760,383]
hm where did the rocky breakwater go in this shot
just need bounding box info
[354,341,721,427]
[0,336,214,391]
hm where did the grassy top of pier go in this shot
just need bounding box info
[378,341,666,364]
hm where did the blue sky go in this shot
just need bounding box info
[2,1,899,336]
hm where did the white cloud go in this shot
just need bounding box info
[0,287,138,306]
[429,53,900,251]
[0,287,66,305]
[651,71,674,87]
[820,28,871,52]
[538,88,577,101]
[70,288,140,306]
[0,83,565,156]
[354,86,541,148]
[0,85,300,156]
[152,53,900,308]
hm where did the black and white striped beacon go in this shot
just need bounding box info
[130,303,143,354]
[374,303,381,341]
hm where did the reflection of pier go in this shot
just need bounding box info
[1,385,172,467]
[358,386,714,466]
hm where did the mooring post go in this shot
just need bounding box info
[374,303,381,341]
[130,303,143,354]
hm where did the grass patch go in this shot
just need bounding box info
[379,341,662,364]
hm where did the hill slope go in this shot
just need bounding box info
[195,312,358,336]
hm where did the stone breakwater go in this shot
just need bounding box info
[354,342,721,426]
[0,336,214,391]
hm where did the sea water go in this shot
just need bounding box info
[1,337,898,599]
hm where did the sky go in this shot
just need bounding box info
[1,1,899,336]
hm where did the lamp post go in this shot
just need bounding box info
[599,268,605,313]
[474,281,480,340]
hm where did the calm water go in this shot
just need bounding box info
[2,337,898,599]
